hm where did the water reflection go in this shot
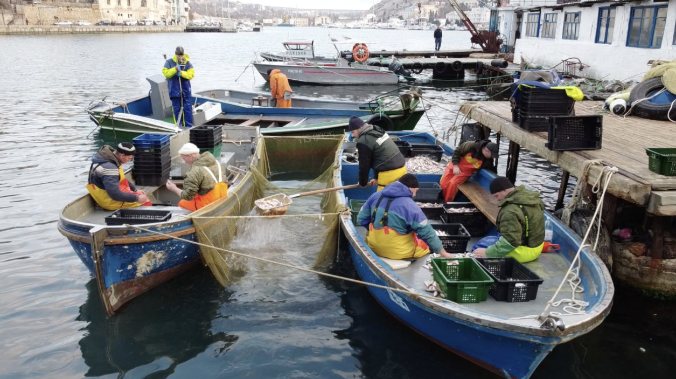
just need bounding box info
[76,268,237,378]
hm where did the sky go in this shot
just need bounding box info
[236,0,376,10]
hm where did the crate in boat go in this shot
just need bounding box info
[475,258,544,302]
[105,209,172,225]
[431,258,492,303]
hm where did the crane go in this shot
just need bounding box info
[446,0,502,53]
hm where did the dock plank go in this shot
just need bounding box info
[460,101,676,209]
[458,181,499,225]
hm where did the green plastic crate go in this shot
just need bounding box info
[199,143,222,158]
[646,148,676,176]
[350,199,367,225]
[431,258,493,303]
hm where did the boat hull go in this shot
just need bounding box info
[253,62,399,85]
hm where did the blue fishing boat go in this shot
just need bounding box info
[85,75,423,138]
[336,131,614,379]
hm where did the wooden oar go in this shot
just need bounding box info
[255,184,360,216]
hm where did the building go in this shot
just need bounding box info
[467,7,490,29]
[315,16,330,26]
[292,17,309,26]
[497,0,676,80]
[97,0,174,24]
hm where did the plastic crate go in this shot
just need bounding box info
[134,144,170,155]
[135,147,170,161]
[646,148,676,176]
[394,140,412,157]
[350,199,367,225]
[431,223,471,253]
[518,115,554,132]
[441,202,488,236]
[199,144,222,158]
[190,136,222,148]
[546,116,602,151]
[519,86,572,101]
[412,182,442,201]
[431,258,493,303]
[190,124,222,137]
[475,258,544,302]
[409,143,444,162]
[132,168,170,187]
[105,209,172,226]
[416,200,445,221]
[133,159,171,172]
[132,134,170,149]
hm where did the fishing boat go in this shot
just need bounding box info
[336,131,614,379]
[58,127,260,315]
[85,75,423,138]
[259,40,335,65]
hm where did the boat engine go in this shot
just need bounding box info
[340,51,355,63]
[388,58,414,82]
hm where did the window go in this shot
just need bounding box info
[106,0,110,4]
[541,13,557,38]
[562,12,580,40]
[141,0,146,6]
[627,6,667,48]
[525,13,540,37]
[595,7,615,44]
[117,0,120,5]
[127,0,130,5]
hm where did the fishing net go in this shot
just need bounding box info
[191,135,348,287]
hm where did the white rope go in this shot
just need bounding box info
[668,99,676,123]
[623,87,666,118]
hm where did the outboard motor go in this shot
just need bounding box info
[388,58,413,82]
[340,50,355,63]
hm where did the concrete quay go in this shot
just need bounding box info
[0,25,185,35]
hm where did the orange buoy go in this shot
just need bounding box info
[352,43,369,63]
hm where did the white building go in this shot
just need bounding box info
[467,7,491,29]
[497,0,676,80]
[446,11,462,24]
[97,0,175,23]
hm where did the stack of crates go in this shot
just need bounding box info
[190,125,223,157]
[513,86,575,132]
[132,134,171,186]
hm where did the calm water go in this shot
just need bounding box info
[1,27,674,379]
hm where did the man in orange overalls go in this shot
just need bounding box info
[440,139,498,201]
[165,143,228,212]
[267,69,293,108]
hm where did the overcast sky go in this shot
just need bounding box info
[237,0,376,10]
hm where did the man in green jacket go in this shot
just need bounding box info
[349,116,407,191]
[472,177,545,263]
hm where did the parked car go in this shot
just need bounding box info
[75,20,92,26]
[96,20,111,26]
[124,20,138,26]
[140,19,154,26]
[53,20,72,26]
[112,21,125,26]
[154,20,166,26]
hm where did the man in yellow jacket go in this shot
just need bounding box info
[162,46,195,127]
[267,69,293,108]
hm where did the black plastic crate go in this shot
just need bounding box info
[394,140,412,157]
[546,115,602,151]
[134,148,170,161]
[441,202,488,236]
[475,258,544,302]
[190,138,222,149]
[415,200,445,221]
[190,125,222,139]
[431,223,471,253]
[519,86,571,101]
[134,144,170,155]
[132,168,170,187]
[412,182,442,201]
[133,159,171,172]
[409,143,444,162]
[105,209,172,225]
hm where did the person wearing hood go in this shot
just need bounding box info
[472,177,545,263]
[349,116,407,191]
[267,69,293,108]
[162,46,195,127]
[357,174,450,260]
[165,143,228,212]
[440,139,498,201]
[86,143,151,210]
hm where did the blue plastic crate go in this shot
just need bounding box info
[132,134,170,149]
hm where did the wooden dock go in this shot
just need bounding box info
[460,101,676,216]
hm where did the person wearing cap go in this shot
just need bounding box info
[162,46,195,127]
[165,143,228,212]
[357,174,450,260]
[349,116,407,191]
[266,69,293,108]
[472,177,545,263]
[440,139,498,202]
[86,143,151,210]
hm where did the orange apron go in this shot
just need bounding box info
[178,162,228,212]
[87,166,151,210]
[440,153,483,202]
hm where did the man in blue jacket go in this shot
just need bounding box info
[162,46,195,128]
[357,174,450,260]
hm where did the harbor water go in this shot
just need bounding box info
[0,28,674,379]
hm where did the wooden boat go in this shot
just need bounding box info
[85,75,423,138]
[336,131,614,379]
[259,40,335,64]
[58,128,260,315]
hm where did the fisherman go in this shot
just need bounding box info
[440,139,498,201]
[350,116,406,191]
[86,143,151,210]
[162,46,195,127]
[267,68,293,108]
[472,177,545,263]
[358,174,450,259]
[165,143,228,212]
[434,25,443,51]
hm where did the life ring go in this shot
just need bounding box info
[352,43,370,63]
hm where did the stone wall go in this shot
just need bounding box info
[0,23,184,33]
[24,4,99,25]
